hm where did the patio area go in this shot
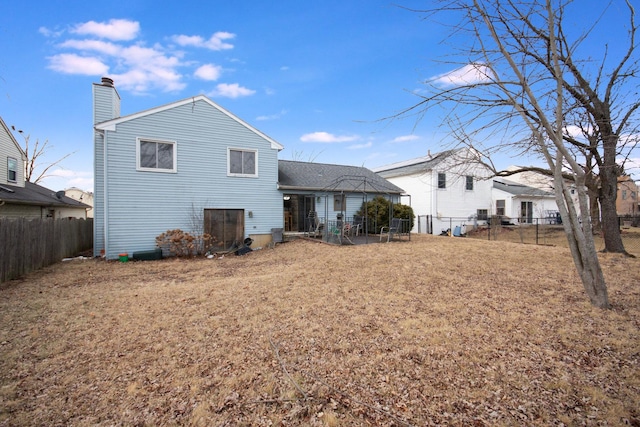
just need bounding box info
[283,217,411,245]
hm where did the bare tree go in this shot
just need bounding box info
[396,0,639,308]
[14,129,73,184]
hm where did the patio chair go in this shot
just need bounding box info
[380,218,402,242]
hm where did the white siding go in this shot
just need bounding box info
[378,153,494,234]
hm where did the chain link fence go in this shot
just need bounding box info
[426,215,640,256]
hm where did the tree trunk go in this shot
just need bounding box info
[599,133,627,254]
[583,168,601,232]
[554,164,610,309]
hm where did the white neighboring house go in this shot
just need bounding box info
[373,148,494,234]
[64,187,94,218]
[492,178,560,225]
[0,116,89,219]
[499,166,583,220]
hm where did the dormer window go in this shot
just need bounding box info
[7,157,17,182]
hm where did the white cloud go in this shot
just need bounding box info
[430,63,494,87]
[194,64,223,81]
[392,135,419,143]
[47,53,109,75]
[256,109,288,121]
[45,20,240,95]
[72,19,140,41]
[208,83,255,98]
[39,169,94,192]
[39,26,64,38]
[348,141,373,150]
[300,132,360,143]
[172,31,235,50]
[59,39,121,55]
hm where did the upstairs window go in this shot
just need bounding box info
[137,139,176,172]
[228,148,257,177]
[465,175,474,191]
[437,172,446,189]
[7,157,17,182]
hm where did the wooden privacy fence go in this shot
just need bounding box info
[0,217,93,283]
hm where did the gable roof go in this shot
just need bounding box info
[0,181,90,209]
[278,160,404,194]
[0,116,27,161]
[493,178,554,197]
[372,149,460,177]
[94,95,284,151]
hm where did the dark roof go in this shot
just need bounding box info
[278,160,404,194]
[0,181,90,209]
[493,179,554,197]
[372,149,459,178]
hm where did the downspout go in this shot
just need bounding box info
[103,129,109,258]
[96,128,109,258]
[432,169,437,235]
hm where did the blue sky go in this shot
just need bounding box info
[1,0,638,192]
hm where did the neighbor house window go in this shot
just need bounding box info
[438,172,446,189]
[465,175,474,191]
[334,194,345,211]
[228,148,257,177]
[496,199,505,216]
[477,209,488,220]
[7,157,17,182]
[137,138,176,172]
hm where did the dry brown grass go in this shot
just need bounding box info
[1,235,639,426]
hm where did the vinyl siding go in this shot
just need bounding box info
[379,155,494,234]
[0,122,25,187]
[93,83,120,125]
[99,99,282,259]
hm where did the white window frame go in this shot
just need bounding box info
[136,138,177,173]
[227,148,258,177]
[437,172,446,189]
[7,157,17,182]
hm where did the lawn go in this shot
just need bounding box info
[1,235,639,426]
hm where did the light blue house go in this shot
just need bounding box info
[93,77,284,259]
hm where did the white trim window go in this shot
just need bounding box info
[228,148,258,177]
[7,157,17,182]
[437,172,446,189]
[136,138,177,172]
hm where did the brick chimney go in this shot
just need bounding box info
[92,77,120,125]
